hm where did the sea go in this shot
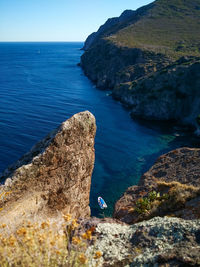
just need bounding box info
[0,42,199,216]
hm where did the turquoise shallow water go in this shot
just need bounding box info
[0,42,199,216]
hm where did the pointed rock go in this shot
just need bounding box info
[0,111,96,224]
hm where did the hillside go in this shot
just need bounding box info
[81,0,200,130]
[108,0,200,57]
[84,0,200,58]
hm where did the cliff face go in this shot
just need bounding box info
[114,147,200,224]
[0,111,96,226]
[81,0,200,128]
[113,57,200,127]
[81,39,170,89]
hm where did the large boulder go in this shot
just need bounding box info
[0,111,96,225]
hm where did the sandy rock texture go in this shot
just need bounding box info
[0,111,96,226]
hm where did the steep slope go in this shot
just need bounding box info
[108,0,200,56]
[81,0,200,128]
[82,9,135,50]
[83,0,200,56]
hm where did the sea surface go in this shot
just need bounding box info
[0,42,199,216]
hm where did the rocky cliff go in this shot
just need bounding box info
[113,57,200,128]
[81,0,200,129]
[0,111,96,226]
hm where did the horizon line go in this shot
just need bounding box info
[0,41,84,43]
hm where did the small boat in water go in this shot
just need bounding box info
[98,197,107,209]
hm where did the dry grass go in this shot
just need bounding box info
[0,214,102,267]
[156,181,200,208]
[132,181,200,220]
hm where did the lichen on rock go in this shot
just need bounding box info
[87,217,200,267]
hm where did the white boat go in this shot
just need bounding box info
[98,196,107,209]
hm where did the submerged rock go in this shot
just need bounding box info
[0,111,96,225]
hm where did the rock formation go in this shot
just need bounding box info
[114,147,200,224]
[81,0,200,129]
[0,111,96,226]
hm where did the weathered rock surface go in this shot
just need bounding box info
[139,147,200,188]
[0,111,96,225]
[114,147,200,224]
[86,217,200,267]
[113,57,200,128]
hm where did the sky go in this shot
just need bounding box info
[0,0,153,42]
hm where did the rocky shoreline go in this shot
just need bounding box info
[80,0,200,133]
[81,50,200,132]
[1,111,200,266]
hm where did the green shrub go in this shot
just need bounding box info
[135,198,151,214]
[135,191,169,214]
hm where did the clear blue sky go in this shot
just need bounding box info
[0,0,153,42]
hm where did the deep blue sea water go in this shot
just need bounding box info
[0,42,199,216]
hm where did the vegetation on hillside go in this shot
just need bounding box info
[101,0,200,58]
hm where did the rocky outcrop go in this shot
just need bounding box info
[139,147,200,188]
[85,217,200,267]
[0,111,96,225]
[114,147,200,224]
